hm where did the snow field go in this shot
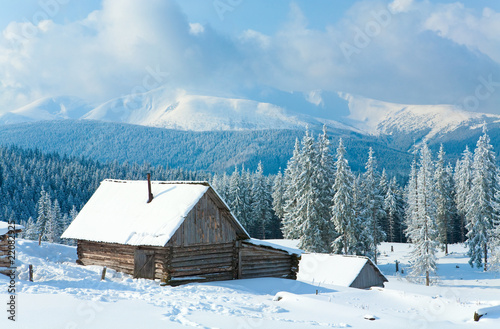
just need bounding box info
[0,240,499,328]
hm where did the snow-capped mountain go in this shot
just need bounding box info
[3,89,500,142]
[84,87,357,132]
[0,88,358,132]
[0,96,92,125]
[340,93,500,140]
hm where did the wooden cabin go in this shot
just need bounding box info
[297,253,388,289]
[0,221,23,275]
[62,179,300,285]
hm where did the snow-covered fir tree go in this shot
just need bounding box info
[331,138,358,255]
[406,142,438,286]
[35,188,52,241]
[24,216,38,240]
[282,139,302,239]
[385,176,403,243]
[228,167,246,228]
[434,144,455,254]
[351,174,366,254]
[465,127,500,271]
[454,146,473,243]
[250,162,273,238]
[44,199,63,243]
[379,169,389,235]
[272,170,285,223]
[294,130,330,252]
[63,203,79,245]
[315,126,336,253]
[359,147,386,264]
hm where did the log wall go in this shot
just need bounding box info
[239,242,299,280]
[167,242,236,285]
[77,240,238,285]
[76,240,300,285]
[77,241,169,279]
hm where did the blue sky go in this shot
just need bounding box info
[1,0,500,119]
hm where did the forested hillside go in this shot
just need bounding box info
[0,120,412,177]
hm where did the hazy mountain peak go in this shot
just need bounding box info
[340,93,500,140]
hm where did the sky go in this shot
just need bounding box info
[1,0,500,120]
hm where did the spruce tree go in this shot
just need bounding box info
[282,139,302,239]
[44,199,63,243]
[384,176,399,243]
[406,142,438,286]
[454,146,473,243]
[228,168,246,229]
[251,162,273,239]
[359,147,386,264]
[316,126,336,253]
[24,216,38,240]
[331,138,357,254]
[466,127,499,271]
[434,144,455,254]
[36,188,52,241]
[272,170,285,222]
[379,169,389,235]
[295,130,329,252]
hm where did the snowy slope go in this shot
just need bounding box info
[0,96,92,125]
[84,87,357,132]
[341,93,500,140]
[3,90,500,138]
[2,240,500,328]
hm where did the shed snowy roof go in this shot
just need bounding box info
[0,221,24,236]
[62,180,246,246]
[245,238,302,255]
[297,254,387,287]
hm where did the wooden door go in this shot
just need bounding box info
[134,249,155,279]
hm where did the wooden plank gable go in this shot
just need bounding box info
[168,188,244,247]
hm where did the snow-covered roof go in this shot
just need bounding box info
[245,238,302,255]
[297,254,387,287]
[0,221,24,236]
[62,180,246,246]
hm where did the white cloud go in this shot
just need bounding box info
[0,0,500,117]
[423,3,500,63]
[389,0,414,14]
[0,0,238,112]
[305,90,324,106]
[189,23,204,35]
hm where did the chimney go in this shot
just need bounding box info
[147,173,154,203]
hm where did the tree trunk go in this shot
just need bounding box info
[373,207,378,265]
[460,215,465,243]
[343,235,347,255]
[425,270,429,286]
[484,243,488,272]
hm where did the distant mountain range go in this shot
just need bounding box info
[2,87,498,140]
[0,87,357,132]
[1,88,499,176]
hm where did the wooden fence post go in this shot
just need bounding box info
[29,264,33,282]
[101,266,107,281]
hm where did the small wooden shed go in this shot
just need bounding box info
[0,221,23,275]
[62,179,300,285]
[297,254,388,289]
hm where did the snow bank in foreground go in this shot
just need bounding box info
[1,240,500,328]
